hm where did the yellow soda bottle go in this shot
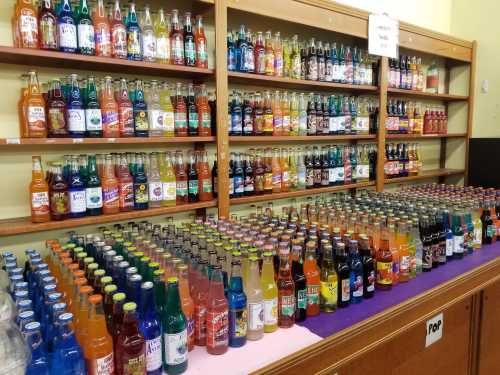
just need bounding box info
[160,82,175,137]
[288,147,298,190]
[261,251,278,333]
[154,8,170,64]
[160,152,177,206]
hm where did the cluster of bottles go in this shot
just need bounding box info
[20,71,214,139]
[385,99,447,135]
[227,25,379,86]
[29,150,215,223]
[228,145,377,198]
[13,0,208,67]
[228,90,378,136]
[384,143,422,179]
[387,55,425,91]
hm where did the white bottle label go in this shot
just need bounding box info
[149,109,164,130]
[163,111,175,133]
[341,278,350,302]
[145,336,162,372]
[162,182,176,201]
[334,167,344,183]
[453,235,464,254]
[148,181,163,201]
[85,187,103,209]
[445,238,454,257]
[28,106,46,124]
[328,117,337,133]
[59,23,77,49]
[31,192,49,208]
[263,298,277,326]
[164,330,187,365]
[93,352,114,375]
[78,24,95,49]
[67,109,86,132]
[69,190,86,213]
[85,108,102,131]
[248,302,264,331]
[357,116,370,133]
[142,33,156,60]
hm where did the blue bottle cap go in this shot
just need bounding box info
[37,263,49,271]
[52,302,67,312]
[30,257,42,265]
[9,275,23,284]
[10,267,23,276]
[43,284,57,293]
[47,292,63,302]
[58,312,73,323]
[14,282,28,291]
[24,321,41,332]
[42,276,56,285]
[14,290,29,300]
[18,310,35,320]
[5,262,17,271]
[17,299,33,309]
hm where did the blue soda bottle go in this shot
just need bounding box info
[16,298,33,314]
[227,256,247,347]
[36,283,57,319]
[117,261,130,293]
[348,240,364,304]
[68,155,87,218]
[126,2,143,60]
[58,0,78,53]
[51,312,86,375]
[66,74,86,137]
[24,321,50,375]
[17,310,35,331]
[41,292,63,345]
[227,31,236,71]
[139,281,162,375]
[46,301,67,354]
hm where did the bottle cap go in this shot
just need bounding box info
[104,284,117,294]
[112,292,126,302]
[24,321,41,332]
[88,294,103,304]
[58,312,73,323]
[141,281,154,290]
[167,276,178,283]
[123,302,137,312]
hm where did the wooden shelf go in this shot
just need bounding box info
[0,200,217,236]
[384,168,465,184]
[387,88,468,101]
[228,71,378,93]
[0,136,216,147]
[229,134,376,143]
[230,181,375,205]
[386,133,467,140]
[0,46,214,79]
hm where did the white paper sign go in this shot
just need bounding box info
[425,313,443,347]
[369,13,399,59]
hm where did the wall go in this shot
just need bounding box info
[451,0,498,138]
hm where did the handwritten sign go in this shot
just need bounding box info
[369,14,399,59]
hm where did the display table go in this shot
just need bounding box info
[179,242,500,375]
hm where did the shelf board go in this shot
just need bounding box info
[0,200,217,236]
[0,136,215,147]
[229,134,376,143]
[386,133,467,140]
[384,168,465,184]
[387,88,469,101]
[228,71,378,93]
[230,181,375,205]
[0,46,214,79]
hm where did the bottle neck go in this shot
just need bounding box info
[166,283,182,312]
[140,288,156,317]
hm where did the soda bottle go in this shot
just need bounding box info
[133,153,149,210]
[50,312,86,374]
[244,256,263,341]
[160,152,177,207]
[154,9,170,64]
[30,156,50,223]
[148,80,164,137]
[147,153,162,208]
[162,277,188,374]
[174,264,194,352]
[85,294,115,375]
[133,80,149,137]
[142,5,156,62]
[58,0,77,53]
[193,252,208,347]
[92,0,111,57]
[195,15,208,68]
[304,241,320,316]
[160,83,175,137]
[85,155,103,216]
[336,242,350,307]
[25,70,47,138]
[376,229,393,289]
[319,243,337,312]
[117,154,134,212]
[198,151,213,201]
[206,261,228,354]
[197,84,211,136]
[264,31,274,76]
[227,255,247,347]
[50,163,69,221]
[115,302,146,374]
[126,2,142,61]
[175,151,188,204]
[75,284,93,344]
[348,240,363,303]
[186,84,198,136]
[111,292,126,346]
[15,0,38,49]
[110,0,127,59]
[174,83,188,136]
[66,74,85,137]
[67,156,86,218]
[277,247,295,328]
[170,10,185,65]
[77,0,95,55]
[227,31,236,71]
[183,12,196,67]
[24,321,50,375]
[359,235,375,299]
[102,154,119,214]
[39,0,58,50]
[116,78,134,137]
[85,76,103,138]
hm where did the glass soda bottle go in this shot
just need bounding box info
[320,244,337,312]
[58,0,77,53]
[142,5,156,62]
[174,83,188,136]
[26,70,47,138]
[126,2,142,61]
[160,152,177,207]
[133,153,149,210]
[206,262,229,354]
[148,80,164,137]
[30,156,50,223]
[195,15,208,68]
[116,302,146,374]
[85,76,103,137]
[117,153,134,212]
[304,241,320,316]
[175,151,188,204]
[93,0,111,57]
[39,0,58,50]
[170,9,185,65]
[16,0,39,49]
[51,312,86,374]
[349,240,364,303]
[110,0,127,59]
[154,8,170,64]
[184,12,196,67]
[227,255,247,347]
[133,80,149,137]
[177,264,195,352]
[85,155,103,216]
[277,247,295,328]
[24,321,50,375]
[198,150,213,201]
[116,78,134,137]
[50,163,69,221]
[100,76,120,137]
[139,282,162,375]
[193,253,209,346]
[246,256,264,340]
[68,155,86,218]
[291,244,306,321]
[161,83,175,137]
[102,154,119,214]
[376,228,393,290]
[66,74,85,137]
[77,0,95,55]
[162,277,188,374]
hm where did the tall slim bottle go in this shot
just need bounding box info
[320,244,337,312]
[85,76,103,138]
[277,248,295,328]
[161,83,175,137]
[133,80,149,137]
[66,74,85,137]
[101,154,119,214]
[110,0,127,59]
[126,2,142,61]
[170,10,184,65]
[139,282,162,375]
[206,262,229,354]
[142,5,156,62]
[116,302,146,374]
[148,80,164,137]
[58,0,77,53]
[148,153,163,208]
[160,152,177,207]
[47,79,68,138]
[116,78,134,137]
[93,0,111,57]
[77,0,95,55]
[39,0,58,50]
[100,76,120,138]
[30,156,50,223]
[133,153,149,210]
[177,264,195,352]
[228,256,247,347]
[195,15,208,68]
[246,256,264,340]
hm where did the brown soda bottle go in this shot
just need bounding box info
[376,226,393,290]
[175,150,188,204]
[277,247,295,328]
[174,83,188,136]
[47,79,69,137]
[49,163,69,221]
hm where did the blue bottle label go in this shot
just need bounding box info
[229,308,247,339]
[145,336,162,371]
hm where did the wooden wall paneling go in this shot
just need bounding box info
[465,41,478,185]
[215,0,230,218]
[477,280,500,375]
[468,293,483,375]
[377,57,388,192]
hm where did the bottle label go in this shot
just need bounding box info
[50,191,68,215]
[279,295,295,317]
[67,109,86,132]
[69,190,86,213]
[473,228,482,247]
[85,108,103,131]
[20,14,37,40]
[78,24,95,50]
[229,177,234,195]
[163,111,175,133]
[86,187,103,209]
[202,179,212,193]
[229,308,247,338]
[400,255,410,273]
[148,181,163,201]
[201,112,211,129]
[355,164,369,179]
[453,235,464,254]
[156,37,170,60]
[27,105,46,132]
[487,225,496,239]
[185,40,196,61]
[145,336,162,372]
[341,278,350,302]
[376,261,393,285]
[194,304,206,341]
[334,167,344,183]
[127,29,141,56]
[328,117,338,133]
[164,330,188,365]
[357,116,370,133]
[171,38,184,63]
[175,112,187,129]
[231,113,242,133]
[366,270,375,292]
[119,182,134,208]
[423,245,433,269]
[103,186,119,207]
[89,352,114,375]
[95,26,111,56]
[320,279,338,304]
[134,110,149,131]
[162,181,176,201]
[149,109,164,130]
[197,39,208,64]
[142,33,156,60]
[306,285,320,306]
[31,192,49,213]
[248,302,264,331]
[234,176,244,194]
[111,26,127,57]
[263,114,274,133]
[104,110,120,131]
[206,310,229,348]
[59,22,77,49]
[134,183,148,203]
[351,274,363,298]
[123,353,145,374]
[297,288,307,309]
[189,112,199,130]
[188,179,199,195]
[48,108,65,131]
[263,298,278,325]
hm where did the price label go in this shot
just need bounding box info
[72,138,84,144]
[6,138,20,144]
[425,313,443,347]
[369,13,399,59]
[107,138,116,143]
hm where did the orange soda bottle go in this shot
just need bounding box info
[25,71,47,138]
[303,241,320,316]
[16,0,39,48]
[30,156,50,223]
[75,285,94,344]
[93,0,111,57]
[280,148,290,192]
[271,148,282,193]
[272,91,283,136]
[177,264,195,351]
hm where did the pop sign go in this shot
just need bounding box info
[368,13,399,59]
[425,313,444,347]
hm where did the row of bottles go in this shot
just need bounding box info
[384,143,422,178]
[227,25,379,86]
[387,55,425,91]
[29,150,215,223]
[13,0,208,67]
[228,145,377,198]
[228,90,378,136]
[20,71,214,138]
[386,99,447,135]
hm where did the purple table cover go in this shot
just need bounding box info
[299,242,500,338]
